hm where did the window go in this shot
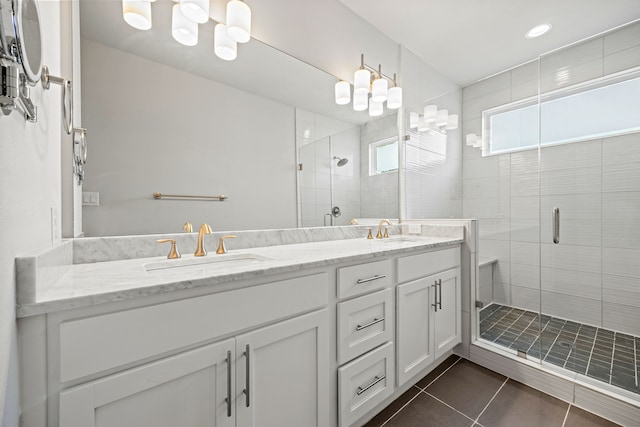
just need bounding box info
[369,137,398,175]
[483,74,640,156]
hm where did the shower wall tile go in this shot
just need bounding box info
[603,21,640,55]
[540,243,602,274]
[463,197,509,219]
[512,285,540,311]
[462,71,511,102]
[541,292,602,328]
[540,38,604,93]
[511,263,540,289]
[493,261,511,285]
[540,193,602,220]
[603,247,640,279]
[493,281,511,306]
[509,220,540,243]
[539,139,601,171]
[511,61,539,100]
[603,274,640,308]
[478,220,510,241]
[463,175,510,200]
[540,219,602,247]
[602,191,640,249]
[603,302,640,337]
[462,88,511,121]
[511,241,540,266]
[541,267,602,301]
[511,196,539,219]
[480,239,510,261]
[602,163,640,192]
[604,45,640,75]
[539,167,602,196]
[602,133,640,165]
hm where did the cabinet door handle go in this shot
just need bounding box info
[243,344,250,408]
[438,279,442,310]
[432,282,439,312]
[355,317,385,331]
[356,375,386,395]
[225,350,232,417]
[356,274,386,284]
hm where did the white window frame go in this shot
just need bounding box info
[369,137,399,176]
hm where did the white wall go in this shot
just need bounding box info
[462,21,640,335]
[81,40,298,236]
[0,2,66,424]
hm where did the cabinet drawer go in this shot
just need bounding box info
[337,259,392,300]
[59,273,328,383]
[337,289,393,364]
[338,342,394,427]
[397,246,460,283]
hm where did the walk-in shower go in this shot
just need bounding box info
[463,20,640,412]
[333,156,349,167]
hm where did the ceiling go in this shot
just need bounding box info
[339,0,640,86]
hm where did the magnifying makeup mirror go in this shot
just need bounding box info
[13,0,42,85]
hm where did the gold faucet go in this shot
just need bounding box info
[195,223,212,256]
[183,221,193,232]
[376,219,392,238]
[216,235,237,254]
[157,239,181,259]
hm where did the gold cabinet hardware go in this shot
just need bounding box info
[183,221,193,232]
[216,235,237,254]
[376,219,392,238]
[195,223,212,256]
[157,239,181,259]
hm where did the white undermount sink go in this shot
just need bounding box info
[144,253,270,275]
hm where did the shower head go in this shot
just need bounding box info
[333,156,349,167]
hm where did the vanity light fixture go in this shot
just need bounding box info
[226,0,252,43]
[526,23,552,39]
[334,54,403,115]
[122,0,152,30]
[121,0,252,61]
[409,104,459,134]
[172,4,198,46]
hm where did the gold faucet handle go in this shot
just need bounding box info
[383,227,389,238]
[216,235,237,254]
[157,239,181,259]
[349,218,359,225]
[183,221,193,232]
[367,229,373,239]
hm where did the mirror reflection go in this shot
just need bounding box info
[79,0,398,236]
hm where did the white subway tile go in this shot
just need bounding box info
[541,292,602,327]
[512,286,540,311]
[493,262,511,285]
[493,281,511,305]
[511,61,538,101]
[540,166,602,196]
[602,191,640,249]
[539,139,601,171]
[602,162,640,192]
[510,219,540,243]
[462,88,511,122]
[603,247,640,278]
[541,267,601,300]
[603,133,640,165]
[604,45,640,75]
[603,275,640,308]
[602,302,640,336]
[540,38,603,93]
[511,196,540,220]
[603,21,640,55]
[511,263,540,289]
[463,71,511,102]
[540,243,601,274]
[478,220,510,241]
[540,219,601,247]
[511,242,540,266]
[480,238,510,260]
[540,193,601,220]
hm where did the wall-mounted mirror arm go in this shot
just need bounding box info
[41,65,73,134]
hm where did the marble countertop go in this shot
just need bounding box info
[16,235,462,318]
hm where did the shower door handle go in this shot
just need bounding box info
[552,207,560,244]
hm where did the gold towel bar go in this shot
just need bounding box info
[153,192,228,201]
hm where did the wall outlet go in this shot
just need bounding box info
[82,192,100,206]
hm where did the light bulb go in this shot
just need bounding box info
[214,23,237,61]
[122,0,152,30]
[466,133,478,146]
[335,81,350,105]
[179,0,209,24]
[371,77,388,103]
[409,112,419,129]
[353,91,368,111]
[172,4,198,46]
[354,68,370,94]
[387,86,402,109]
[226,0,251,43]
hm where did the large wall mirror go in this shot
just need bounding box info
[78,0,400,237]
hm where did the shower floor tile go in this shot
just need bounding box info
[479,304,640,395]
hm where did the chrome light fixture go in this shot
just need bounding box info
[335,54,403,117]
[121,0,252,61]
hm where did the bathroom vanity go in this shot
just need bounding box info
[16,226,463,427]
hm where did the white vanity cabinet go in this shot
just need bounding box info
[59,309,328,427]
[396,248,461,388]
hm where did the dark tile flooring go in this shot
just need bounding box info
[479,304,639,395]
[364,355,621,427]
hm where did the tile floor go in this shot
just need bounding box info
[479,304,639,394]
[364,355,621,427]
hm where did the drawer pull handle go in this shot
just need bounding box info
[224,350,232,417]
[356,274,386,284]
[355,317,385,331]
[356,375,386,395]
[243,344,250,408]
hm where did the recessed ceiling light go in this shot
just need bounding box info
[526,23,552,39]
